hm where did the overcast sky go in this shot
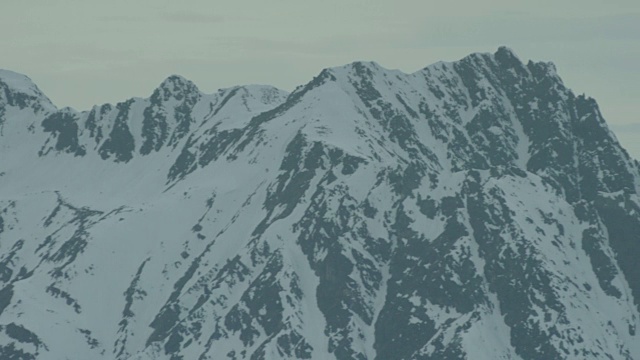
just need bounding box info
[2,0,639,157]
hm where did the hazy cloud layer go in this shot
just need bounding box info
[611,124,640,160]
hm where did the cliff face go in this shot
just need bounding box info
[0,47,639,360]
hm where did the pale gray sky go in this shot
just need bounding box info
[2,0,639,157]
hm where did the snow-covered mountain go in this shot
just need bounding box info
[1,47,639,360]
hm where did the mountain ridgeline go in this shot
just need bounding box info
[0,47,639,359]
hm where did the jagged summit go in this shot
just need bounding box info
[0,48,639,360]
[338,60,385,73]
[321,47,530,79]
[0,69,55,113]
[152,74,201,102]
[0,69,46,98]
[0,47,553,114]
[495,45,520,59]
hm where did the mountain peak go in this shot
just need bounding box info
[349,60,382,69]
[494,46,520,61]
[0,69,55,110]
[0,69,40,95]
[492,46,532,77]
[158,74,193,87]
[153,74,200,102]
[317,60,386,80]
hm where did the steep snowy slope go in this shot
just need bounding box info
[0,47,639,360]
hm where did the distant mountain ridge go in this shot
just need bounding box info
[0,47,639,359]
